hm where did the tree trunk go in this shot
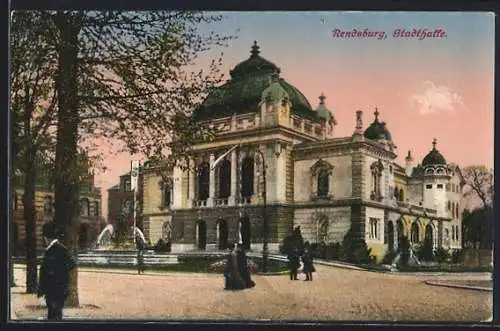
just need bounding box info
[53,13,82,307]
[24,148,38,293]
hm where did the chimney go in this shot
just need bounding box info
[405,150,413,177]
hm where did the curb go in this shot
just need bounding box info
[424,280,493,292]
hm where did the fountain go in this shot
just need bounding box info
[95,224,114,250]
[79,224,178,267]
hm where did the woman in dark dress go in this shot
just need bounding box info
[301,241,315,281]
[237,244,255,288]
[224,243,246,290]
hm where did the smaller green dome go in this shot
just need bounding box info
[260,74,290,105]
[422,138,447,167]
[364,108,392,141]
[315,93,336,124]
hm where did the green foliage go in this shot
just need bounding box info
[416,238,435,262]
[341,227,373,265]
[434,247,450,263]
[398,236,411,268]
[381,249,398,265]
[462,206,493,249]
[451,249,465,264]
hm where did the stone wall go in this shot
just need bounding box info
[293,155,352,202]
[293,206,351,244]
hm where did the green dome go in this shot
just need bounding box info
[422,139,447,167]
[315,93,337,124]
[364,109,392,141]
[193,41,318,121]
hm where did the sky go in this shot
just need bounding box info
[94,11,494,221]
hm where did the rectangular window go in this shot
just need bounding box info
[426,184,432,189]
[437,184,443,189]
[446,183,450,191]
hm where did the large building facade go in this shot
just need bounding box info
[140,42,465,260]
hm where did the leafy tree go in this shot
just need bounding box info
[416,237,435,262]
[10,11,58,293]
[462,165,493,209]
[34,11,232,306]
[462,206,492,249]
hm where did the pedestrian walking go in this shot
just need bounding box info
[37,222,76,321]
[288,247,300,280]
[137,249,145,274]
[301,241,316,281]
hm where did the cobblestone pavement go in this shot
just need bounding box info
[10,265,492,322]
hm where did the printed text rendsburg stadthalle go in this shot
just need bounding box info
[332,28,447,40]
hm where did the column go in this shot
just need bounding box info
[275,145,285,202]
[208,153,215,207]
[188,157,196,208]
[229,149,237,205]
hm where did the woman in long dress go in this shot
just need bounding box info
[237,244,255,288]
[301,241,316,281]
[224,243,246,290]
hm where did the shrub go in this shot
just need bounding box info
[381,249,398,265]
[434,247,450,263]
[451,249,465,264]
[341,228,373,265]
[416,239,435,262]
[398,236,411,268]
[325,242,343,260]
[311,242,327,259]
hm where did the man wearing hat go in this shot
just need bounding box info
[37,222,76,320]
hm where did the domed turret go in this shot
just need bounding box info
[260,73,290,105]
[363,108,393,141]
[315,93,337,124]
[422,138,447,167]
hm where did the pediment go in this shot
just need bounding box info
[310,159,334,175]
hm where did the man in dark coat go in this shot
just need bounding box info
[37,222,76,321]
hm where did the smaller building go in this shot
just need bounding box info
[12,173,103,255]
[107,170,144,233]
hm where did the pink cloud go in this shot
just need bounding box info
[410,81,464,115]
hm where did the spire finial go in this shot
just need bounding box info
[251,41,260,57]
[374,107,379,121]
[319,93,326,105]
[432,138,437,149]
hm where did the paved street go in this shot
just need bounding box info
[11,264,491,322]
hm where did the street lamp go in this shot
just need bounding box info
[254,148,269,273]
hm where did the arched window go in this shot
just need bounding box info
[370,161,384,200]
[80,198,90,217]
[241,156,254,199]
[197,162,210,201]
[394,187,399,201]
[318,216,329,244]
[451,226,455,242]
[399,188,404,202]
[317,169,329,198]
[410,222,419,244]
[218,159,231,199]
[163,185,172,207]
[447,200,451,211]
[455,203,459,220]
[94,201,100,216]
